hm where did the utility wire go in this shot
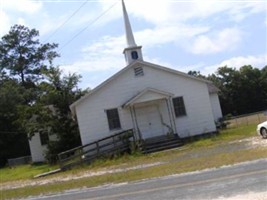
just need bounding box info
[58,1,118,52]
[43,0,90,43]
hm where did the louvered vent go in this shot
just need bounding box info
[134,67,144,77]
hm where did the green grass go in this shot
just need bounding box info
[1,124,257,181]
[187,124,257,148]
[218,124,256,139]
[0,164,58,183]
[2,147,267,200]
[0,124,264,199]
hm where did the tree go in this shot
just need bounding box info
[188,70,206,79]
[258,66,267,108]
[0,25,58,87]
[207,66,267,116]
[188,66,267,116]
[0,79,30,166]
[237,65,264,113]
[19,67,85,163]
[0,25,59,166]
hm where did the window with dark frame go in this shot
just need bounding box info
[131,51,138,60]
[106,108,121,130]
[40,132,49,146]
[172,97,186,117]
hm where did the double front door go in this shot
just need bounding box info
[136,104,164,139]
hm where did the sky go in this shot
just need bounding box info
[0,0,266,89]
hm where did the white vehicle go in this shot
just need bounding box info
[257,121,267,139]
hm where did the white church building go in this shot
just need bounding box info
[70,0,223,147]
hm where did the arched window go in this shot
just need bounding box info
[131,51,138,60]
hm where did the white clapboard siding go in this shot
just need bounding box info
[28,133,47,162]
[28,133,58,163]
[75,62,218,145]
[209,93,223,122]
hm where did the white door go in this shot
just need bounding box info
[136,105,163,139]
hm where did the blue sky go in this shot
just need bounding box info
[0,0,266,89]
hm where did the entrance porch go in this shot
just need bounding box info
[123,88,178,141]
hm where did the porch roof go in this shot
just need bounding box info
[123,88,174,108]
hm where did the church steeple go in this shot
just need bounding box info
[122,0,136,47]
[122,0,143,65]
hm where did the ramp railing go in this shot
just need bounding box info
[58,129,134,170]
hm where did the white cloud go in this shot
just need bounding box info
[145,56,175,70]
[97,0,174,26]
[61,35,125,74]
[201,55,267,75]
[0,11,10,36]
[61,22,210,74]
[37,13,73,37]
[96,1,265,50]
[188,28,242,55]
[0,0,43,36]
[17,18,26,26]
[136,24,210,48]
[219,55,267,68]
[92,0,262,57]
[101,0,266,25]
[2,0,42,14]
[61,57,124,74]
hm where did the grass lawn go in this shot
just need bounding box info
[187,123,257,148]
[0,164,58,183]
[1,124,266,199]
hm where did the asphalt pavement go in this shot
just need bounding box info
[26,158,267,200]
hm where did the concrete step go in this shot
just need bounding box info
[145,135,179,144]
[142,142,183,154]
[144,139,181,148]
[141,135,184,154]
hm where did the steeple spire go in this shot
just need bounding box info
[122,0,137,47]
[122,0,143,65]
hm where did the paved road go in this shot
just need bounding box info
[27,159,267,200]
